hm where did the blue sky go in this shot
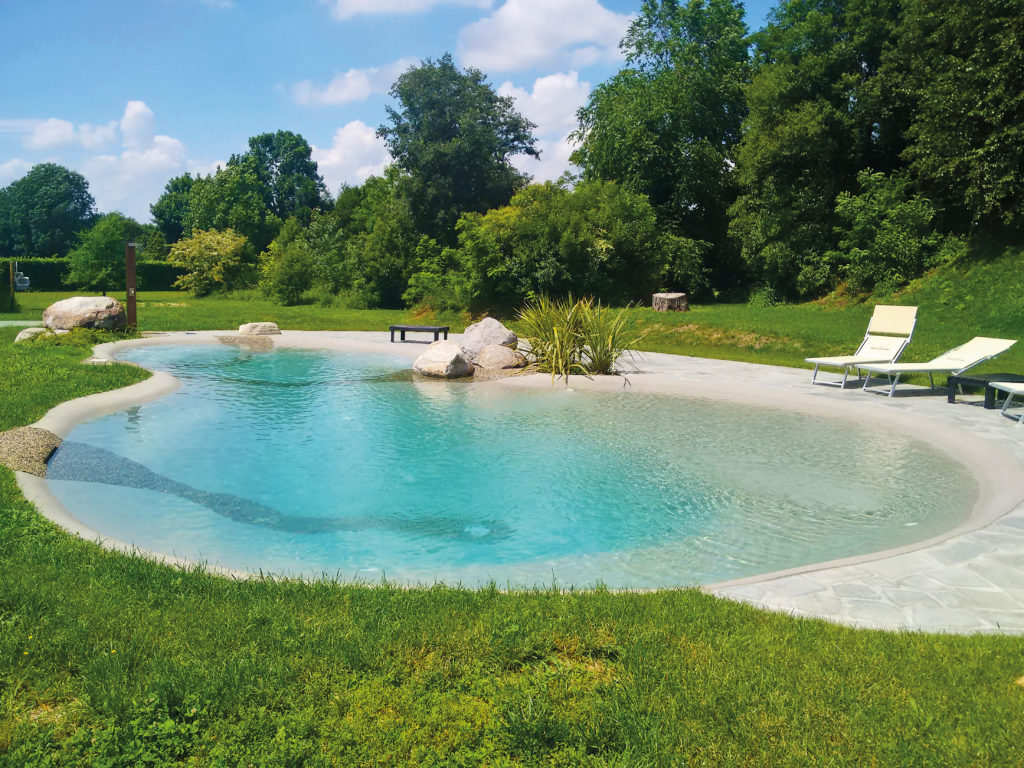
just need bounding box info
[0,0,776,222]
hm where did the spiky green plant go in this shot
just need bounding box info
[517,295,588,383]
[580,301,639,375]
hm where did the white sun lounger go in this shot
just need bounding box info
[805,305,918,388]
[860,337,1017,397]
[989,381,1024,424]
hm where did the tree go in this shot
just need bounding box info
[150,173,195,244]
[572,0,749,293]
[882,0,1024,232]
[185,166,281,253]
[0,163,96,259]
[168,228,254,296]
[727,0,903,298]
[378,53,539,244]
[66,213,144,294]
[228,131,328,221]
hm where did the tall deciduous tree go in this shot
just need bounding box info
[150,173,195,244]
[228,131,328,221]
[572,0,749,293]
[378,53,539,244]
[728,0,901,298]
[185,166,281,253]
[0,163,96,259]
[882,0,1024,233]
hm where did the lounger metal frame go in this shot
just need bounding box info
[861,340,1017,397]
[808,305,918,388]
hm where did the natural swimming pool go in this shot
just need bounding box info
[45,344,977,587]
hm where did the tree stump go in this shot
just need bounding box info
[652,292,689,312]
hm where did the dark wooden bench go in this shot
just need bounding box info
[389,324,449,343]
[947,373,1024,408]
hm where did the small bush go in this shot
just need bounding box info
[169,229,255,297]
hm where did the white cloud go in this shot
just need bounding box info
[293,58,417,106]
[24,118,76,150]
[311,121,390,194]
[0,116,118,151]
[512,132,578,183]
[498,71,589,136]
[458,0,632,72]
[322,0,491,20]
[0,158,32,186]
[82,102,190,219]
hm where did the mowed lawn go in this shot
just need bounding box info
[2,251,1024,765]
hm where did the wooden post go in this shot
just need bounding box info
[125,241,138,329]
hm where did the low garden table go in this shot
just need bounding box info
[389,324,450,343]
[947,373,1024,408]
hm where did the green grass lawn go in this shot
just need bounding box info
[2,254,1024,764]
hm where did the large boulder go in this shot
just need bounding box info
[461,317,517,362]
[413,340,475,378]
[238,321,281,335]
[43,296,127,331]
[476,344,526,370]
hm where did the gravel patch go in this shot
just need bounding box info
[0,427,62,477]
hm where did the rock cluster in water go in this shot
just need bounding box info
[413,317,524,378]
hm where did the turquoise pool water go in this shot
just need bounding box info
[46,344,977,587]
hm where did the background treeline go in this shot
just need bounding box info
[2,0,1020,311]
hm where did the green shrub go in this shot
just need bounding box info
[169,228,255,296]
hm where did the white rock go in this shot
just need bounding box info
[14,327,48,343]
[413,340,475,378]
[43,296,126,330]
[476,344,526,370]
[238,322,281,335]
[461,317,517,362]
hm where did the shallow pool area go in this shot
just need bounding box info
[44,343,978,587]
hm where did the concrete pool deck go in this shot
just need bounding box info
[13,329,1024,634]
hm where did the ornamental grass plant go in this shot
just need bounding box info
[517,296,639,380]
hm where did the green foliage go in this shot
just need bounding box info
[401,236,473,311]
[729,0,903,299]
[573,0,749,292]
[0,162,96,259]
[7,258,182,292]
[826,170,958,294]
[447,180,670,311]
[518,295,639,380]
[259,218,314,305]
[149,173,194,244]
[227,130,328,221]
[168,228,254,296]
[883,0,1024,231]
[185,166,282,253]
[66,212,145,293]
[379,53,539,244]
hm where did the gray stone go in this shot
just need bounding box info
[43,296,126,330]
[461,317,517,362]
[476,344,526,370]
[14,327,48,343]
[238,322,281,335]
[413,340,475,378]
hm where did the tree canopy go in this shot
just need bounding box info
[66,213,144,294]
[0,163,96,259]
[227,130,328,221]
[378,53,539,244]
[150,173,195,244]
[573,0,749,292]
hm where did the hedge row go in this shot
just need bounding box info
[8,258,184,292]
